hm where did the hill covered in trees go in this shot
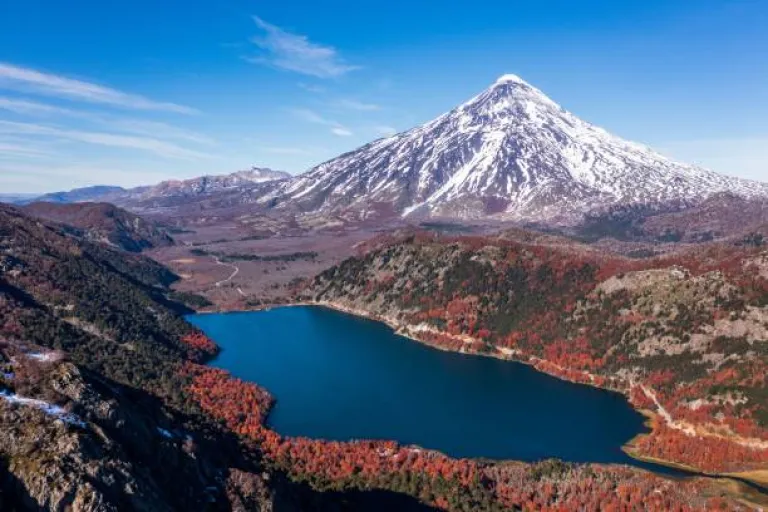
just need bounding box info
[306,230,768,478]
[0,204,435,510]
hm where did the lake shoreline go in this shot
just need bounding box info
[194,300,768,493]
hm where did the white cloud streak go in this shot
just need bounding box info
[374,125,398,137]
[0,120,211,160]
[0,96,214,145]
[0,62,197,114]
[107,119,215,145]
[289,108,353,137]
[0,141,53,158]
[246,17,359,78]
[0,97,77,116]
[290,108,329,125]
[336,99,381,111]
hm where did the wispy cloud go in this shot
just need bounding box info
[0,96,77,116]
[331,127,352,137]
[374,125,398,137]
[336,99,381,111]
[298,83,326,93]
[107,119,215,145]
[0,120,211,160]
[0,96,214,145]
[0,141,53,158]
[0,62,197,114]
[290,108,330,125]
[289,107,353,137]
[246,17,359,78]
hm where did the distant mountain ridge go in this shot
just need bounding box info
[122,167,291,201]
[25,185,126,205]
[22,167,290,206]
[0,193,40,204]
[571,192,768,244]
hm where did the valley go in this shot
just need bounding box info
[3,199,767,509]
[150,226,376,309]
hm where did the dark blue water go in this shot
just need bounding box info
[188,306,658,467]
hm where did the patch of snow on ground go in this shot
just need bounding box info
[0,390,86,427]
[25,352,60,363]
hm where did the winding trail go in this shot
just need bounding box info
[213,257,239,287]
[636,383,768,450]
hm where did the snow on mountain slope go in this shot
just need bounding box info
[259,74,768,224]
[129,167,290,199]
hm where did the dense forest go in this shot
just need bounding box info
[189,248,319,263]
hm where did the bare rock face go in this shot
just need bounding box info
[0,362,169,512]
[256,75,768,224]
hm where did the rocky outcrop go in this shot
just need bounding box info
[1,361,170,511]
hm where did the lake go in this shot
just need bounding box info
[189,306,656,468]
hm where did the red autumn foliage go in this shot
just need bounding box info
[488,462,728,512]
[183,362,479,488]
[180,333,219,357]
[183,362,273,427]
[183,362,738,511]
[632,423,768,473]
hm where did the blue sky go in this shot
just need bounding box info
[0,0,766,193]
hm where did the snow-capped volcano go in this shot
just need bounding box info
[260,74,768,223]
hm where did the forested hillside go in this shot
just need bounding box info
[306,231,768,476]
[0,204,434,511]
[22,201,174,253]
[0,203,240,508]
